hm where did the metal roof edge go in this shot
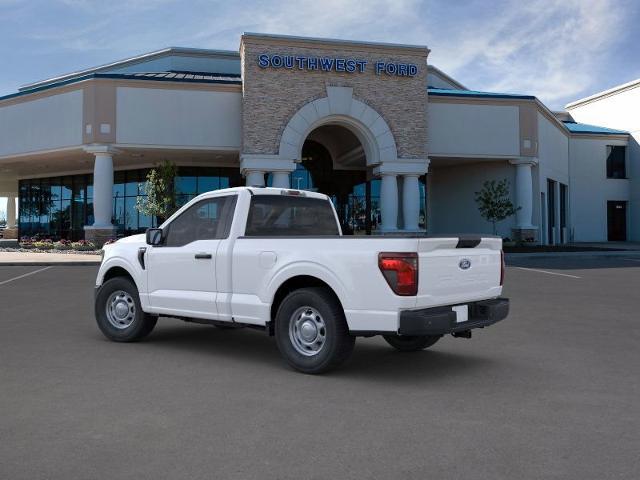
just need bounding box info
[565,78,640,109]
[427,88,535,100]
[241,32,430,54]
[19,46,240,92]
[427,65,467,90]
[2,72,242,103]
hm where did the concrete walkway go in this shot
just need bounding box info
[506,250,640,260]
[0,251,101,266]
[569,242,640,251]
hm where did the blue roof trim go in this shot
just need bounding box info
[0,72,242,102]
[562,121,628,135]
[428,87,536,100]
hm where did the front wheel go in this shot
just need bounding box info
[275,287,355,374]
[95,277,157,342]
[383,334,440,352]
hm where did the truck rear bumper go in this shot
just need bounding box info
[398,298,509,336]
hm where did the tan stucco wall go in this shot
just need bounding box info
[240,35,429,160]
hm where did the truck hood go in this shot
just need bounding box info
[115,233,146,245]
[102,234,146,256]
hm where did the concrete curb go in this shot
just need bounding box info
[506,250,640,260]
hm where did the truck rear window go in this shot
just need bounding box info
[245,195,340,236]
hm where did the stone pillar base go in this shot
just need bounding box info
[2,227,18,240]
[84,226,117,247]
[511,228,538,243]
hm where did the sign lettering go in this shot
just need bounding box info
[257,54,417,77]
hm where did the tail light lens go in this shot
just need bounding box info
[500,250,505,286]
[378,252,418,296]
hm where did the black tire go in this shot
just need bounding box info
[275,287,355,374]
[95,277,157,342]
[383,334,440,352]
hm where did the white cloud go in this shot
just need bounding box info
[4,0,634,109]
[425,0,631,108]
[182,0,632,107]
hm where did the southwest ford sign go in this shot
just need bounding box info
[257,54,418,77]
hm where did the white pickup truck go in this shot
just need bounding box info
[95,187,509,373]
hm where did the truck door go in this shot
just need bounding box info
[145,195,237,319]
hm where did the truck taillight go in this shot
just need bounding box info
[378,252,418,296]
[500,250,505,286]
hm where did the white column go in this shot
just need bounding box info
[92,152,114,228]
[245,170,265,187]
[510,158,537,229]
[402,174,420,231]
[380,173,398,232]
[272,171,290,189]
[6,195,16,229]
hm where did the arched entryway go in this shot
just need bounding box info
[269,123,427,234]
[243,86,429,234]
[296,124,376,235]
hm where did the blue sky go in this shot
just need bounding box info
[1,0,639,108]
[1,0,640,215]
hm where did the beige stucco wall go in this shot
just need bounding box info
[0,90,83,157]
[240,35,429,160]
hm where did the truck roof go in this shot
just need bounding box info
[195,186,331,201]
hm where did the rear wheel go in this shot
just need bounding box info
[95,277,157,342]
[383,334,440,352]
[275,287,354,374]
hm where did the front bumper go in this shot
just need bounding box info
[399,298,509,336]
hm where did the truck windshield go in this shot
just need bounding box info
[245,195,340,236]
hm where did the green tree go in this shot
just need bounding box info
[474,179,520,235]
[135,160,178,224]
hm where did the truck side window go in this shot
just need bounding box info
[245,195,339,236]
[164,195,237,247]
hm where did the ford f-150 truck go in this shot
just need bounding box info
[95,187,509,373]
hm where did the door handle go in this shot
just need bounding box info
[194,253,212,259]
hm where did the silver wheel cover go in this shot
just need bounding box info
[289,306,327,356]
[105,290,136,329]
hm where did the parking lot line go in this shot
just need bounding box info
[0,266,52,287]
[514,266,581,279]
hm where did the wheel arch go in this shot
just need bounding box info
[102,265,136,285]
[98,257,141,291]
[269,275,345,334]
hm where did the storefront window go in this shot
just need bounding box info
[419,175,427,231]
[18,167,242,240]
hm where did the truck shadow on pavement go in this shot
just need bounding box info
[144,322,495,381]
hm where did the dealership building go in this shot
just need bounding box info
[0,33,637,244]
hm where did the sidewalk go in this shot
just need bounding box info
[507,242,640,259]
[507,250,640,260]
[0,251,101,266]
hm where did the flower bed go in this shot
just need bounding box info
[0,237,104,254]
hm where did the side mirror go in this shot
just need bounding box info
[146,228,164,246]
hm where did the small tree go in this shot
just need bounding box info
[474,179,520,235]
[136,160,178,224]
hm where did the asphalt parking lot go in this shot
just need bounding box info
[1,258,639,479]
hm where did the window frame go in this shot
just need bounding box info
[606,145,627,179]
[161,194,238,247]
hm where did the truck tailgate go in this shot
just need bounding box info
[415,236,503,308]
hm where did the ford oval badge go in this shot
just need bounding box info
[459,258,471,270]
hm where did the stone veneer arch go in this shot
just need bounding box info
[278,86,398,166]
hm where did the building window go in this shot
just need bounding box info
[606,146,626,179]
[18,166,242,240]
